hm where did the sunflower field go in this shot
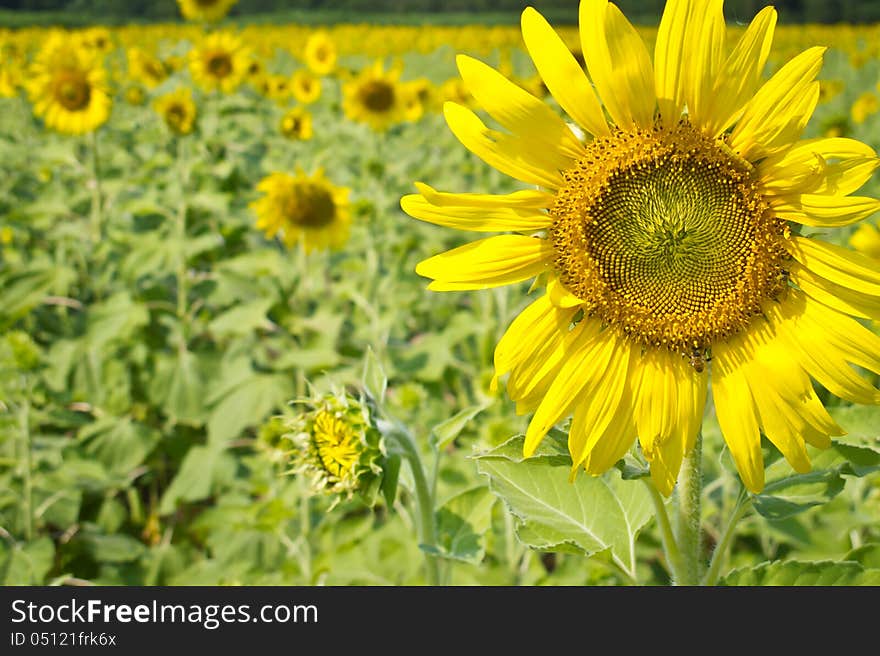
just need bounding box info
[2,0,880,588]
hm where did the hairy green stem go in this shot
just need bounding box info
[643,478,684,584]
[704,489,751,585]
[396,429,439,586]
[675,433,704,585]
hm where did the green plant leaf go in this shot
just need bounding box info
[208,298,275,338]
[78,416,160,476]
[0,537,55,585]
[431,402,490,450]
[362,346,387,403]
[158,445,236,515]
[431,486,496,563]
[845,544,880,569]
[149,350,207,425]
[720,560,880,586]
[207,372,294,445]
[474,435,652,578]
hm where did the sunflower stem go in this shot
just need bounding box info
[675,432,704,585]
[89,130,103,244]
[703,488,751,586]
[394,427,440,586]
[643,478,684,584]
[175,137,190,351]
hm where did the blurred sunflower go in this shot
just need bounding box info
[124,84,146,106]
[27,33,111,135]
[402,0,880,495]
[850,223,880,260]
[251,169,351,253]
[342,61,405,131]
[154,87,197,136]
[189,32,249,94]
[851,91,878,125]
[127,47,168,89]
[177,0,238,22]
[78,27,112,55]
[291,69,321,105]
[304,30,337,76]
[280,106,313,141]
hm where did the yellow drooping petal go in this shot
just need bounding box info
[443,102,568,189]
[401,193,552,232]
[771,194,880,228]
[729,47,825,161]
[456,55,585,161]
[711,339,764,494]
[520,6,609,138]
[415,235,554,291]
[790,261,880,321]
[579,0,655,128]
[494,294,570,378]
[702,6,777,136]
[786,236,880,296]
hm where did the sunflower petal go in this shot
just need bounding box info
[415,235,554,291]
[790,261,880,321]
[520,7,609,138]
[772,194,880,228]
[401,193,552,232]
[443,102,568,189]
[683,0,725,128]
[579,0,655,128]
[786,236,880,296]
[759,137,879,195]
[702,6,777,136]
[413,182,554,209]
[654,0,690,123]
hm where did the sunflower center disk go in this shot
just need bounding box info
[282,182,336,228]
[550,122,790,356]
[54,73,91,111]
[206,53,232,78]
[311,411,359,479]
[359,80,394,112]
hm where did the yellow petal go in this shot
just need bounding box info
[711,338,765,494]
[772,194,880,228]
[494,294,568,377]
[413,182,554,209]
[654,0,690,123]
[401,193,552,232]
[444,102,568,189]
[702,6,777,136]
[683,0,725,128]
[579,0,655,128]
[520,7,609,138]
[759,137,878,195]
[456,54,585,162]
[786,236,880,296]
[790,261,880,321]
[729,47,825,161]
[416,235,554,291]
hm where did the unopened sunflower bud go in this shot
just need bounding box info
[285,392,384,506]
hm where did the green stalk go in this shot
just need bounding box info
[703,489,751,586]
[675,432,704,585]
[89,131,104,244]
[20,393,33,542]
[175,138,190,352]
[643,478,684,584]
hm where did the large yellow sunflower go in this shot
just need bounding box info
[251,169,351,253]
[342,61,406,132]
[402,0,880,496]
[176,0,238,22]
[188,32,249,94]
[27,33,111,135]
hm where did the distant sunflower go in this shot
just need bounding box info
[291,69,321,105]
[280,106,313,141]
[154,87,197,136]
[124,84,146,106]
[176,0,238,22]
[251,169,351,252]
[27,33,111,135]
[127,47,168,89]
[342,61,405,131]
[303,30,337,76]
[850,223,880,260]
[189,32,249,94]
[402,1,880,495]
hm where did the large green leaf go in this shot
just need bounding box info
[208,298,275,338]
[0,537,55,585]
[78,416,160,476]
[149,350,208,425]
[430,486,496,564]
[158,445,236,515]
[474,435,652,578]
[721,560,880,586]
[206,372,294,444]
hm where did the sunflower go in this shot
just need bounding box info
[124,84,146,106]
[27,33,111,135]
[176,0,238,22]
[291,69,321,105]
[280,106,313,141]
[154,87,197,136]
[850,223,880,260]
[303,30,337,76]
[188,32,249,94]
[342,61,405,131]
[402,0,880,496]
[851,91,878,125]
[251,169,351,253]
[127,47,168,89]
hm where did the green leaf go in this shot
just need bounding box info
[362,346,387,404]
[432,486,496,563]
[206,373,294,445]
[431,402,490,450]
[149,350,207,425]
[78,416,160,476]
[0,537,55,585]
[208,298,275,338]
[474,435,652,578]
[158,445,236,515]
[381,453,401,507]
[720,560,880,586]
[845,544,880,569]
[80,532,147,564]
[86,292,149,346]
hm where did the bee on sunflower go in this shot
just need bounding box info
[402,0,880,496]
[27,32,111,135]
